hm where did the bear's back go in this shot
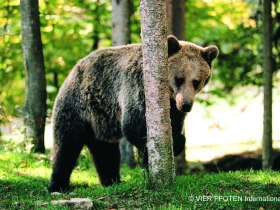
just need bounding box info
[53,44,145,142]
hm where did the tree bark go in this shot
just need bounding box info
[112,0,131,46]
[20,0,46,153]
[262,0,273,169]
[140,0,175,188]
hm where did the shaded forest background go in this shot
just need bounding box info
[1,0,279,119]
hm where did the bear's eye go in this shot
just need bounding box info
[205,77,210,85]
[192,80,201,90]
[175,77,185,87]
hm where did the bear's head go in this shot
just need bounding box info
[167,35,219,112]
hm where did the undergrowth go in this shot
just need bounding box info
[1,139,280,209]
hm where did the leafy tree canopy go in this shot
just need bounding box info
[0,0,279,116]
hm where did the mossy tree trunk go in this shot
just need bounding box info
[20,0,46,153]
[262,0,273,169]
[112,0,135,168]
[140,0,175,188]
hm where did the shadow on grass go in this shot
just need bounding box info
[0,174,51,209]
[0,175,48,199]
[188,150,280,174]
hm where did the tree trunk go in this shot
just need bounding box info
[172,0,185,40]
[92,0,100,51]
[53,71,59,90]
[262,0,273,169]
[120,137,136,168]
[112,0,135,168]
[20,0,46,153]
[140,0,175,188]
[112,0,131,46]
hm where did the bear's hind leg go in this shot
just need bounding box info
[48,133,85,192]
[87,141,121,186]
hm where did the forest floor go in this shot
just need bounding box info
[1,140,280,209]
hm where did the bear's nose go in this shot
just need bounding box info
[182,101,193,112]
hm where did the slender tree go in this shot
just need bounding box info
[172,0,185,40]
[140,0,175,188]
[20,0,46,153]
[112,0,135,168]
[262,0,273,169]
[92,0,100,51]
[120,137,136,168]
[112,0,130,46]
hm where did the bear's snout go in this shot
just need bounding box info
[181,100,193,112]
[175,93,194,112]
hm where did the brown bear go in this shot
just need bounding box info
[47,35,218,192]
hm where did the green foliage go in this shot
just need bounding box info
[40,0,113,114]
[0,0,24,115]
[0,0,279,116]
[0,0,114,116]
[186,0,263,96]
[1,142,280,209]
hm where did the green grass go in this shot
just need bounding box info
[1,141,280,209]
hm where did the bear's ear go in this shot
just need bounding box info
[168,35,181,57]
[202,45,219,66]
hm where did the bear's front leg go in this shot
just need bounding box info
[87,141,121,186]
[173,133,186,156]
